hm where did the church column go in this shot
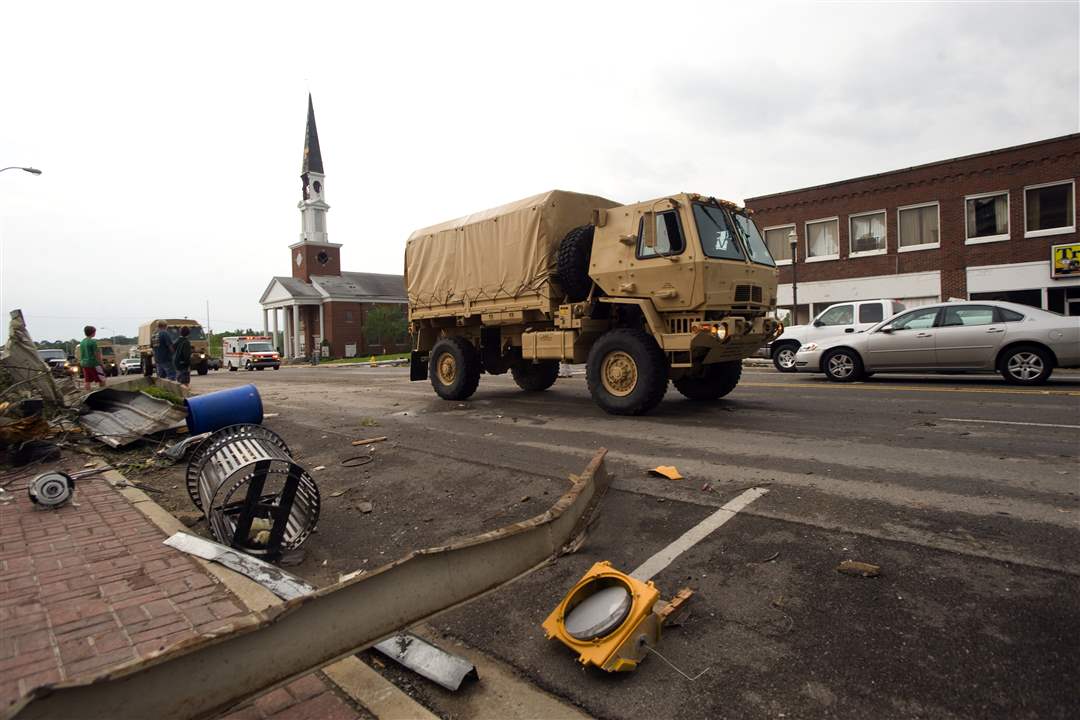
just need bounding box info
[262,308,269,336]
[292,305,301,360]
[272,309,281,357]
[318,304,326,355]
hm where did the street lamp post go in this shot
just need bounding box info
[788,229,799,325]
[0,166,42,175]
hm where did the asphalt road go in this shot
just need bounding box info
[140,364,1080,720]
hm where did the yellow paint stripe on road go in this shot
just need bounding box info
[739,381,1080,397]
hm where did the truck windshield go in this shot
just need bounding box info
[731,212,777,267]
[693,203,745,261]
[169,326,206,340]
[246,342,273,352]
[38,349,65,361]
[100,346,114,356]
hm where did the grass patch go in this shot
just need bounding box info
[142,386,184,405]
[322,352,409,365]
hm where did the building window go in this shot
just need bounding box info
[1025,180,1075,238]
[763,225,794,264]
[805,218,839,261]
[898,202,940,251]
[849,210,887,256]
[345,310,353,322]
[965,191,1009,243]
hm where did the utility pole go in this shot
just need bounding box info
[206,300,211,336]
[788,229,799,325]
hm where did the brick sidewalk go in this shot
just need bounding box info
[0,462,363,718]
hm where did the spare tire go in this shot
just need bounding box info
[556,225,595,302]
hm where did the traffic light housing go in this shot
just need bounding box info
[541,561,661,672]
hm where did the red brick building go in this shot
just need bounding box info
[745,134,1079,324]
[259,96,407,360]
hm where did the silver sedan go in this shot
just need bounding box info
[793,300,1080,385]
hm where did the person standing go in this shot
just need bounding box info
[78,325,108,392]
[173,326,192,389]
[154,320,176,380]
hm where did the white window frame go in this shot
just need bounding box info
[897,201,941,253]
[1023,179,1075,239]
[964,190,1010,245]
[763,223,795,266]
[848,209,888,258]
[804,216,840,263]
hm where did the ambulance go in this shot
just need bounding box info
[223,336,281,371]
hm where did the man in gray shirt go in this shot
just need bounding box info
[154,321,176,380]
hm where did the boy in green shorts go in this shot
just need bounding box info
[78,325,108,392]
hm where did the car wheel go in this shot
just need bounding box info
[771,342,800,373]
[822,348,864,382]
[999,345,1053,385]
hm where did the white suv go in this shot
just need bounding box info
[768,299,907,372]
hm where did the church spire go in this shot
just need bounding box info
[302,93,324,175]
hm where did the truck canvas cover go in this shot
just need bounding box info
[406,190,620,311]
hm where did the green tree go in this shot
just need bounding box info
[365,306,407,351]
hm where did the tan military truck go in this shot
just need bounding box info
[406,190,781,415]
[137,319,211,376]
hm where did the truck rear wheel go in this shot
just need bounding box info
[429,337,481,401]
[556,225,595,302]
[141,356,153,377]
[511,360,559,392]
[586,329,668,415]
[673,361,742,400]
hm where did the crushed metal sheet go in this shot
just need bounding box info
[648,466,684,481]
[79,388,188,447]
[9,449,610,720]
[164,533,316,600]
[374,634,478,691]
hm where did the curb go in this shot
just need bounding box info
[102,468,436,720]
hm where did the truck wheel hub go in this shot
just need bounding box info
[437,354,457,384]
[601,351,637,397]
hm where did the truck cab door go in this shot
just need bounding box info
[629,208,695,311]
[810,304,856,340]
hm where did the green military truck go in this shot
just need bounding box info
[137,319,211,376]
[406,190,781,415]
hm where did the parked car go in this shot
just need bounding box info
[37,349,68,369]
[765,299,906,372]
[119,358,142,375]
[793,300,1080,385]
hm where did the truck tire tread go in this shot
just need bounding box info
[556,225,595,302]
[673,361,742,400]
[511,360,559,392]
[586,328,668,415]
[429,336,482,400]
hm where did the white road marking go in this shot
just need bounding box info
[630,487,768,581]
[940,418,1080,430]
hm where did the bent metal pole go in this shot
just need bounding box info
[8,449,611,720]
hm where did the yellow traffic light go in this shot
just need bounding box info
[541,561,662,672]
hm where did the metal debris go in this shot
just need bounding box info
[351,436,387,446]
[164,533,316,600]
[648,466,684,481]
[374,634,478,691]
[836,560,881,577]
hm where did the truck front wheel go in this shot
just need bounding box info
[586,329,668,415]
[511,360,559,392]
[673,361,742,401]
[429,337,481,401]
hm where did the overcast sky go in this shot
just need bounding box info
[2,0,1077,341]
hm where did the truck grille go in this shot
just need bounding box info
[734,285,763,303]
[667,316,701,334]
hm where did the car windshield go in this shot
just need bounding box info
[38,349,65,360]
[246,342,273,352]
[731,212,777,267]
[693,203,744,261]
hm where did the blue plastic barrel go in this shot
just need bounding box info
[185,384,264,434]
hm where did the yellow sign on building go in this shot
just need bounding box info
[1052,242,1080,279]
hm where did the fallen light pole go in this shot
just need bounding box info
[7,449,611,720]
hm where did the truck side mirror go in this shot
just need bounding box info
[813,319,824,327]
[641,213,656,248]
